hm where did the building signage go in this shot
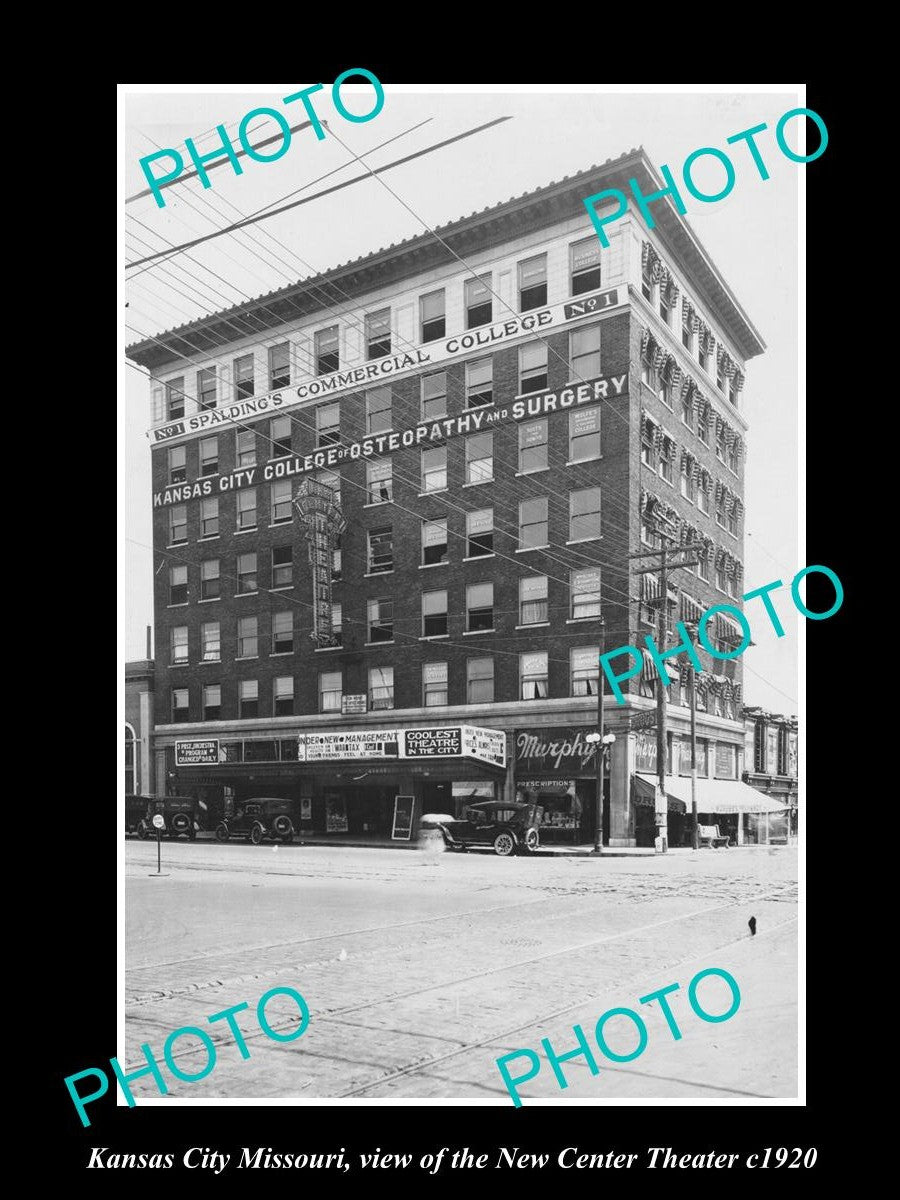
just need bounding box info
[151,372,627,507]
[635,733,658,773]
[630,710,657,732]
[514,727,597,775]
[297,724,506,767]
[147,286,625,447]
[391,795,415,841]
[175,739,222,766]
[715,743,738,779]
[294,478,345,648]
[325,795,348,832]
[341,694,367,715]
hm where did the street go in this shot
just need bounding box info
[124,841,798,1103]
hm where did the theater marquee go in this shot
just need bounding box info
[297,725,506,768]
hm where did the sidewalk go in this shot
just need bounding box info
[192,830,656,856]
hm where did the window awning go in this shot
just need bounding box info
[632,773,686,813]
[636,774,787,814]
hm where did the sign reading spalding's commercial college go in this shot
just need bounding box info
[148,286,623,451]
[297,724,506,768]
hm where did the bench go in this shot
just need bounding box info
[698,824,730,848]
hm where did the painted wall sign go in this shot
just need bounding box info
[148,287,624,446]
[514,727,597,774]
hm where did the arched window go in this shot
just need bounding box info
[125,723,136,795]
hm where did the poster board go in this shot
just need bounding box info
[391,795,415,841]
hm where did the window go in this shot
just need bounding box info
[519,419,548,473]
[170,626,188,665]
[466,358,493,407]
[699,344,710,373]
[199,436,218,476]
[658,442,674,484]
[519,342,548,394]
[332,547,342,582]
[196,619,219,663]
[715,493,727,528]
[239,679,258,719]
[316,403,340,447]
[520,652,549,700]
[319,671,342,713]
[570,323,601,380]
[237,552,257,594]
[518,254,547,311]
[754,722,767,773]
[272,545,292,589]
[315,326,339,375]
[270,480,292,525]
[367,458,393,504]
[569,406,601,463]
[233,355,254,401]
[466,582,493,632]
[237,488,257,530]
[423,662,448,707]
[680,462,695,503]
[200,558,220,600]
[168,504,187,545]
[166,377,185,420]
[641,420,656,467]
[366,385,392,434]
[466,508,493,557]
[681,314,694,353]
[715,422,726,462]
[172,687,189,723]
[269,343,290,390]
[168,445,186,484]
[368,598,394,642]
[519,496,548,548]
[641,360,655,388]
[367,526,393,574]
[570,238,602,295]
[203,684,221,721]
[716,359,726,391]
[197,367,216,411]
[641,262,653,302]
[465,432,493,484]
[200,494,218,537]
[659,290,671,325]
[728,440,739,474]
[422,445,447,492]
[169,565,187,605]
[569,486,601,542]
[465,274,492,328]
[571,567,602,619]
[641,515,660,548]
[727,507,738,536]
[271,415,292,458]
[369,666,394,711]
[422,590,447,637]
[366,308,391,359]
[421,372,447,420]
[422,519,448,565]
[238,616,258,658]
[520,575,548,625]
[697,412,709,445]
[272,611,293,654]
[698,551,711,581]
[658,377,673,409]
[681,392,693,429]
[698,483,711,515]
[236,429,256,468]
[274,675,294,716]
[571,646,599,696]
[716,562,727,592]
[467,657,494,703]
[777,727,789,776]
[331,602,342,646]
[420,290,445,342]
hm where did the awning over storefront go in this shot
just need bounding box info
[632,773,686,813]
[636,774,787,814]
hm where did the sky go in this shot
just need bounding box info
[120,85,801,716]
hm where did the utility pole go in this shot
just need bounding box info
[655,541,669,851]
[592,619,607,855]
[689,643,699,849]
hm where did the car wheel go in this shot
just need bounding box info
[493,832,515,857]
[273,815,292,838]
[215,823,229,843]
[136,822,148,841]
[250,822,264,846]
[171,812,190,835]
[522,829,539,854]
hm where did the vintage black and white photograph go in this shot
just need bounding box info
[120,84,803,1108]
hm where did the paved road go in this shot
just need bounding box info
[123,841,798,1103]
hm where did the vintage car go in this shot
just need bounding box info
[215,797,296,845]
[438,801,542,856]
[133,795,202,840]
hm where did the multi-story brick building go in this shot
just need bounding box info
[743,706,798,841]
[126,149,767,846]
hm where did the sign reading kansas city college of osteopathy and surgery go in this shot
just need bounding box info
[148,285,624,455]
[297,725,507,768]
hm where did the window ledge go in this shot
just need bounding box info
[234,527,258,535]
[271,585,294,592]
[515,545,550,553]
[199,659,221,666]
[170,661,189,668]
[463,628,495,636]
[234,656,259,662]
[365,640,395,647]
[167,541,188,550]
[515,622,550,630]
[167,603,189,609]
[566,617,601,624]
[235,591,258,598]
[269,522,293,529]
[270,651,294,657]
[418,489,449,498]
[515,468,549,478]
[198,597,221,604]
[363,501,393,509]
[463,554,495,562]
[462,479,494,488]
[198,534,220,542]
[419,561,449,569]
[565,457,603,467]
[422,413,448,423]
[419,634,449,642]
[199,471,220,480]
[566,537,603,546]
[314,645,343,652]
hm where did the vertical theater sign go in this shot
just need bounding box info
[294,477,346,648]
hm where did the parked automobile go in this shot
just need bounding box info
[216,797,296,845]
[132,796,202,841]
[438,801,542,856]
[125,793,148,835]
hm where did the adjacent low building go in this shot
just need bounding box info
[743,706,798,842]
[125,658,155,796]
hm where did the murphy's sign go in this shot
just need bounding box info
[152,372,626,507]
[515,727,599,774]
[148,287,623,446]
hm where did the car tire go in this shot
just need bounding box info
[171,812,190,835]
[215,823,229,843]
[522,830,539,854]
[493,832,515,857]
[137,822,149,841]
[250,822,264,846]
[273,815,292,838]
